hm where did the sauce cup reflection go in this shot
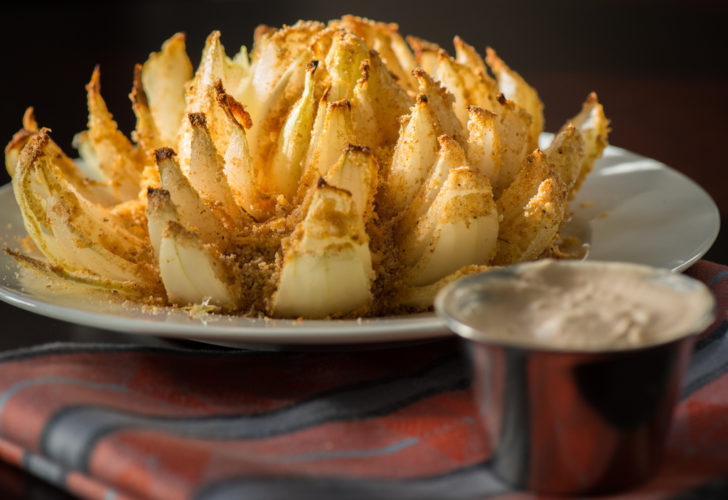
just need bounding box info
[435,260,715,495]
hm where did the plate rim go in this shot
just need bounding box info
[0,141,720,345]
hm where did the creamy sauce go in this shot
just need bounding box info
[454,260,714,351]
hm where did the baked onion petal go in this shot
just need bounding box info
[397,134,467,240]
[75,67,143,200]
[436,49,499,127]
[5,249,147,299]
[384,94,440,215]
[155,148,229,244]
[407,35,440,77]
[215,85,273,220]
[396,264,491,309]
[491,95,532,196]
[545,124,584,195]
[4,20,610,316]
[297,97,356,201]
[14,132,158,286]
[272,184,373,318]
[453,36,488,78]
[267,60,319,201]
[185,112,244,226]
[325,144,378,221]
[353,50,413,151]
[324,29,370,101]
[141,33,193,145]
[158,220,239,309]
[146,187,180,260]
[466,105,501,185]
[495,150,568,265]
[331,16,417,92]
[559,92,610,194]
[402,166,498,286]
[412,68,466,145]
[486,47,544,152]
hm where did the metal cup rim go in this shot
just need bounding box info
[435,259,716,355]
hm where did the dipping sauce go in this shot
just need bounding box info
[435,259,717,494]
[437,260,715,351]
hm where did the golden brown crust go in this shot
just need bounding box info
[343,143,370,154]
[467,105,496,120]
[357,59,370,86]
[329,99,351,110]
[163,219,198,243]
[146,187,172,208]
[214,81,253,130]
[17,128,51,168]
[188,112,207,128]
[6,18,607,318]
[406,35,440,55]
[4,128,34,156]
[154,147,176,163]
[306,59,319,73]
[3,247,153,300]
[130,64,149,109]
[86,65,102,95]
[253,24,276,44]
[22,107,38,132]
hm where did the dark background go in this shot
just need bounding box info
[1,0,727,255]
[3,1,727,262]
[2,0,727,228]
[1,0,727,268]
[0,2,727,497]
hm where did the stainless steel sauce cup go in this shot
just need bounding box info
[435,261,715,495]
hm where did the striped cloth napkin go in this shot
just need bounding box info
[0,261,726,500]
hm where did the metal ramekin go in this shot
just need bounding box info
[435,260,715,495]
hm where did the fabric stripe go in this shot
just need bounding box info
[0,260,720,500]
[23,453,66,487]
[0,342,283,366]
[682,319,728,398]
[40,354,468,471]
[278,437,421,463]
[193,461,510,500]
[22,451,66,489]
[82,391,483,495]
[0,377,128,435]
[0,340,457,429]
[0,343,189,365]
[693,319,728,351]
[65,470,128,500]
[0,339,453,365]
[707,270,728,286]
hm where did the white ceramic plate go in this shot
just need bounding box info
[0,140,719,346]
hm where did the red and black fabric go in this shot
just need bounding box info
[0,260,726,500]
